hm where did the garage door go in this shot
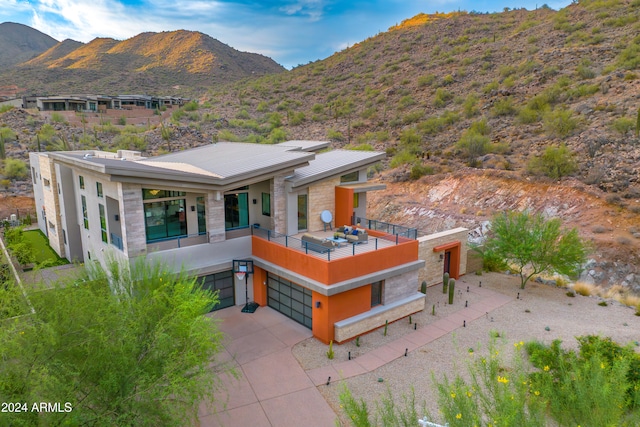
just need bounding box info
[267,273,312,329]
[199,270,235,311]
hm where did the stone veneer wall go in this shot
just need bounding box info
[308,177,339,232]
[272,175,287,234]
[207,192,225,243]
[418,227,469,287]
[383,269,419,304]
[39,156,64,257]
[334,296,425,343]
[119,183,146,257]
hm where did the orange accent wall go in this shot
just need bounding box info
[335,187,354,227]
[312,285,371,344]
[433,241,461,279]
[253,266,268,306]
[252,236,418,285]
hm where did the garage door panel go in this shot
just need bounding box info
[200,270,235,311]
[267,273,311,329]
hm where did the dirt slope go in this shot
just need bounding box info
[369,169,640,289]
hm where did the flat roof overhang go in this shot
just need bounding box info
[337,182,387,192]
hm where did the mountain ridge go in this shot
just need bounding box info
[0,26,285,95]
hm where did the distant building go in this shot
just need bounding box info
[30,141,468,344]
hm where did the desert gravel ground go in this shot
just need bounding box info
[292,272,640,426]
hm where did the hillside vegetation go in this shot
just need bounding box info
[1,0,640,289]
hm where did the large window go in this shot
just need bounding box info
[353,193,360,209]
[224,193,249,230]
[99,204,108,243]
[81,195,89,229]
[96,182,103,198]
[79,175,85,190]
[196,196,206,235]
[143,188,188,242]
[144,199,186,242]
[297,194,308,231]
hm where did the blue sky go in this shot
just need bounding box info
[2,0,571,69]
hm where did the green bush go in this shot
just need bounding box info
[410,163,434,180]
[543,108,580,138]
[433,88,453,108]
[612,117,636,135]
[492,97,517,116]
[527,144,577,179]
[183,101,199,111]
[327,128,344,141]
[3,158,28,179]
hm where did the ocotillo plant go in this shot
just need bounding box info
[448,278,456,305]
[443,272,450,294]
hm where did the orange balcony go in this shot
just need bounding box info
[251,227,419,285]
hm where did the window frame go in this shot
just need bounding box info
[81,195,89,229]
[261,192,271,217]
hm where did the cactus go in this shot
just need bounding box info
[326,340,334,359]
[448,278,456,305]
[432,304,435,316]
[420,280,427,294]
[355,336,360,347]
[384,320,389,336]
[443,272,450,294]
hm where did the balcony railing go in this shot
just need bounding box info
[353,216,418,240]
[251,225,411,262]
[110,233,124,251]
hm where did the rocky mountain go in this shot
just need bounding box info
[0,29,285,95]
[0,22,58,68]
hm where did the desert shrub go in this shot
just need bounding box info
[0,105,14,113]
[216,130,240,142]
[236,109,250,119]
[2,158,28,179]
[267,127,287,144]
[463,93,479,118]
[527,144,577,179]
[433,88,453,108]
[492,97,517,116]
[482,80,499,94]
[289,111,305,125]
[543,108,580,138]
[577,63,596,79]
[327,128,344,141]
[456,131,491,167]
[410,163,434,180]
[618,42,640,69]
[417,74,437,87]
[183,101,199,111]
[113,134,147,151]
[518,106,542,124]
[50,112,65,123]
[611,117,636,135]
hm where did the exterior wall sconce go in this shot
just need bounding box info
[315,301,321,308]
[190,205,195,212]
[439,253,444,262]
[252,198,257,204]
[114,214,119,221]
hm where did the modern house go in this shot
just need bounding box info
[35,94,186,112]
[29,141,468,344]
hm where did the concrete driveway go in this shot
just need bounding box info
[200,306,338,427]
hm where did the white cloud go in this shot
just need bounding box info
[279,0,326,21]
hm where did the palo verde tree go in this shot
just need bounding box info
[483,211,588,289]
[0,258,226,426]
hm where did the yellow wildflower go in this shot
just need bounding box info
[466,391,472,397]
[450,392,456,398]
[543,365,550,371]
[534,390,540,396]
[456,413,462,419]
[497,376,509,384]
